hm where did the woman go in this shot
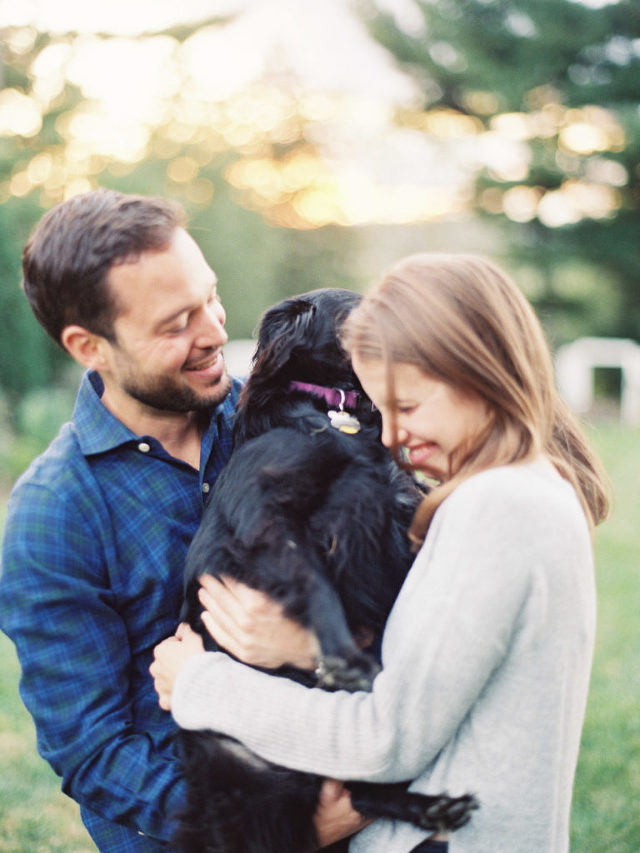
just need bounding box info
[152,253,609,852]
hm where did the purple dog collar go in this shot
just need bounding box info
[288,381,360,411]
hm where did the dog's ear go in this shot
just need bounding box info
[251,297,317,382]
[259,297,316,349]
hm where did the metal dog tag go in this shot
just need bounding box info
[328,409,361,434]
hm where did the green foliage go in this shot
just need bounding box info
[0,33,81,402]
[0,196,64,400]
[365,0,640,341]
[0,371,78,485]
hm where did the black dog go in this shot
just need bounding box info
[175,289,477,853]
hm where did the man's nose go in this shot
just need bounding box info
[194,302,228,349]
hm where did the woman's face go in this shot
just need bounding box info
[352,356,492,482]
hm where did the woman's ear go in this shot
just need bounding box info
[60,324,111,371]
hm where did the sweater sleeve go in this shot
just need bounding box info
[172,465,582,782]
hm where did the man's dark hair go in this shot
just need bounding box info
[22,188,186,346]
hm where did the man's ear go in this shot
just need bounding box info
[60,325,112,371]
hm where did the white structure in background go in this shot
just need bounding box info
[224,338,256,379]
[555,337,640,426]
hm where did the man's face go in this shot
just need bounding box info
[102,227,231,415]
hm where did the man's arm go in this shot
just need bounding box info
[0,481,185,842]
[314,780,371,849]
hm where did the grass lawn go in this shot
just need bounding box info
[0,421,638,851]
[0,642,95,852]
[570,423,640,852]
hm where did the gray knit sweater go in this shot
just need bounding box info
[172,459,596,853]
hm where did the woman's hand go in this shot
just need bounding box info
[198,574,320,671]
[150,622,205,710]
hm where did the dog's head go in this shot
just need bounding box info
[233,288,382,445]
[250,288,362,389]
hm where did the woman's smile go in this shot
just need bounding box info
[406,442,438,468]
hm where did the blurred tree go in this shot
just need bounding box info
[363,0,640,343]
[0,196,59,399]
[0,30,72,408]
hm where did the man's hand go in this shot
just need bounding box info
[198,574,320,670]
[314,779,371,848]
[150,622,205,710]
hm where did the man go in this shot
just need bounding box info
[0,189,360,851]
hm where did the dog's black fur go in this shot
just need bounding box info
[175,289,478,853]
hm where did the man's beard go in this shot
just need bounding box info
[122,369,232,414]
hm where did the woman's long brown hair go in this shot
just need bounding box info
[342,253,610,547]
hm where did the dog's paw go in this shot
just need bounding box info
[407,792,479,832]
[314,653,381,692]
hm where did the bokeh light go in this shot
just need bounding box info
[0,2,633,230]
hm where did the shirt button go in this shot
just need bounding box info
[202,482,210,494]
[138,442,151,453]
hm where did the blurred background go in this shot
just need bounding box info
[0,0,638,850]
[0,0,638,478]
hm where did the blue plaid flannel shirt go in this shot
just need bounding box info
[0,370,242,852]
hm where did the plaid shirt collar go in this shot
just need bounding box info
[72,370,235,457]
[72,371,138,456]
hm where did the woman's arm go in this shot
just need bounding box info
[151,575,320,711]
[167,476,539,783]
[150,601,371,846]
